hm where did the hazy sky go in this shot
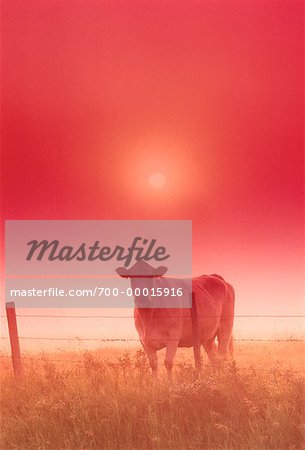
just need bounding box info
[1,1,304,347]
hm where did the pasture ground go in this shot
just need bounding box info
[0,342,304,449]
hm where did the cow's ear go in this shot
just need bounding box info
[116,267,130,278]
[155,266,168,276]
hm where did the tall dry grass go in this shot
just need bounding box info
[0,344,304,450]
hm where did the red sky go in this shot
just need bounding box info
[1,1,304,342]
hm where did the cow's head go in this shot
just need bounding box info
[116,260,168,307]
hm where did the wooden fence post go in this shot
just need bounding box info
[6,302,23,380]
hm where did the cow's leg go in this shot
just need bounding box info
[191,292,201,376]
[217,330,233,360]
[203,338,218,367]
[217,284,235,360]
[164,341,178,384]
[193,344,201,376]
[143,345,158,379]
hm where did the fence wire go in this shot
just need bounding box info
[1,314,304,341]
[1,314,305,318]
[0,336,304,342]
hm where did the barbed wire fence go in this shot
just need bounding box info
[1,308,305,378]
[1,314,304,318]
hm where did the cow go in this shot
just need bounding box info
[116,260,235,382]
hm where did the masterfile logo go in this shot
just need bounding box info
[25,237,170,267]
[5,220,192,308]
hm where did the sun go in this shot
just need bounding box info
[148,172,166,189]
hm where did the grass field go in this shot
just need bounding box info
[0,343,304,450]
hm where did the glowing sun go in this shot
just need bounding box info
[148,172,166,189]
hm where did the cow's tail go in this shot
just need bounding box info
[228,333,234,357]
[217,283,235,357]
